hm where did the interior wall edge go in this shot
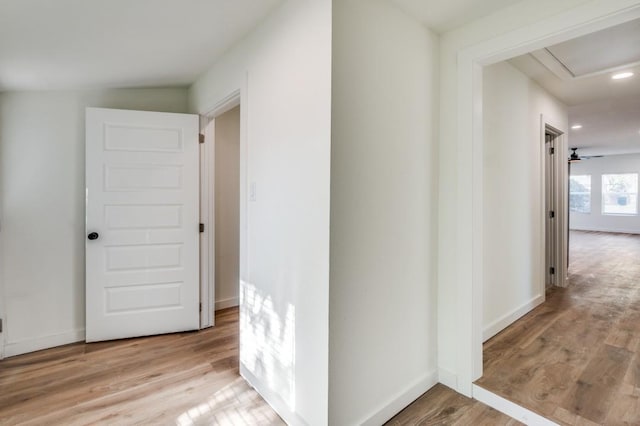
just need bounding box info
[358,370,438,426]
[438,367,459,390]
[214,297,239,311]
[4,327,85,358]
[240,363,307,426]
[482,294,545,342]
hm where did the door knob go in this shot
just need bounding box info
[87,232,99,240]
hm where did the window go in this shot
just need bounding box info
[569,175,591,213]
[602,173,638,215]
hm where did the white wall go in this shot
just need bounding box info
[482,61,567,341]
[438,0,640,394]
[0,88,188,357]
[329,1,439,424]
[570,154,640,234]
[214,106,240,310]
[188,1,332,424]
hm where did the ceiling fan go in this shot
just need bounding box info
[568,147,604,162]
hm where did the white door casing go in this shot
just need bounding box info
[199,115,215,329]
[545,132,557,287]
[543,121,568,290]
[86,108,200,342]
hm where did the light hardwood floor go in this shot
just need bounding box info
[476,230,640,425]
[385,384,521,425]
[0,308,517,425]
[0,308,285,425]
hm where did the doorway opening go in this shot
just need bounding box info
[199,92,242,329]
[213,106,241,313]
[469,10,640,425]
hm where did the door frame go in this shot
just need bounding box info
[449,1,640,396]
[541,120,568,290]
[0,248,4,359]
[199,89,244,328]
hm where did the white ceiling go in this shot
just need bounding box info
[508,55,640,106]
[389,0,522,33]
[0,0,527,91]
[567,98,640,157]
[0,0,283,91]
[546,18,640,77]
[508,18,640,157]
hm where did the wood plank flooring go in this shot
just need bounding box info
[0,308,284,425]
[0,308,517,425]
[476,230,640,425]
[385,384,521,425]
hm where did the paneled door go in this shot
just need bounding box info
[85,108,199,342]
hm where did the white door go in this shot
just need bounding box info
[86,108,200,342]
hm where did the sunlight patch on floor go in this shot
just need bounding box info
[175,376,278,425]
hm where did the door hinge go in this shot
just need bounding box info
[0,318,3,333]
[199,223,205,233]
[550,267,555,275]
[199,303,202,312]
[549,210,555,219]
[199,133,205,144]
[549,147,555,155]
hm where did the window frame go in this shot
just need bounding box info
[569,174,592,214]
[601,173,639,216]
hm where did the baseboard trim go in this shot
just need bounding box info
[240,363,307,426]
[473,384,558,425]
[5,328,85,357]
[483,295,544,342]
[215,296,239,311]
[570,226,640,235]
[359,370,438,426]
[438,367,458,390]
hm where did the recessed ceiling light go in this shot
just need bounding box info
[571,124,583,130]
[612,72,634,80]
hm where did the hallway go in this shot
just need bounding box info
[476,230,640,425]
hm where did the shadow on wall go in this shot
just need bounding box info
[240,279,296,412]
